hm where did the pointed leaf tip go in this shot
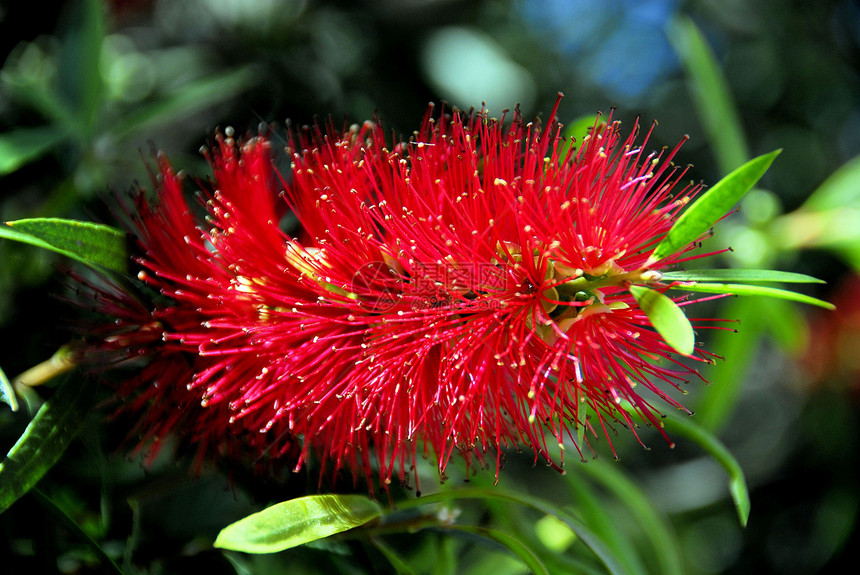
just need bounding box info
[651,149,782,263]
[669,282,834,310]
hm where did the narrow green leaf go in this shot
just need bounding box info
[667,16,749,174]
[370,537,418,575]
[58,0,105,136]
[770,207,860,253]
[1,64,79,131]
[0,365,18,412]
[447,525,550,575]
[110,68,258,141]
[3,218,128,273]
[661,269,824,284]
[693,297,764,432]
[650,150,781,263]
[629,285,695,356]
[669,281,834,310]
[32,487,125,575]
[214,494,382,554]
[0,126,67,175]
[617,401,750,527]
[567,473,647,575]
[695,297,807,433]
[577,461,684,575]
[800,153,860,211]
[660,412,751,527]
[395,488,629,575]
[0,378,95,515]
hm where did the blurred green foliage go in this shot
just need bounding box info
[1,0,859,573]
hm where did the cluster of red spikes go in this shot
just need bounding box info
[80,95,716,491]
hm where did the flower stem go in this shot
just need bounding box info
[13,344,78,388]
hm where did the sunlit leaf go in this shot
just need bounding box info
[448,525,550,575]
[650,150,781,263]
[0,127,67,176]
[214,494,382,554]
[669,281,834,309]
[0,378,95,515]
[0,365,17,412]
[661,269,824,284]
[534,515,576,553]
[667,16,749,174]
[2,218,128,273]
[629,285,695,356]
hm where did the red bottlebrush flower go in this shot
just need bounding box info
[82,97,715,490]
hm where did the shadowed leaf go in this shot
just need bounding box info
[0,127,67,175]
[667,16,749,174]
[0,378,95,515]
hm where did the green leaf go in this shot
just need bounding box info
[2,218,128,273]
[650,150,781,263]
[447,526,550,575]
[370,537,418,575]
[800,153,860,211]
[110,67,258,142]
[0,377,95,515]
[567,472,647,575]
[694,297,806,432]
[770,208,860,253]
[214,494,382,554]
[58,0,105,137]
[661,269,824,284]
[0,365,18,412]
[559,114,599,162]
[395,488,629,575]
[660,412,751,527]
[629,285,695,356]
[32,487,125,575]
[577,461,684,575]
[667,16,749,175]
[0,126,67,176]
[668,281,834,310]
[617,401,751,527]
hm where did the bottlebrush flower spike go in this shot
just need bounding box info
[79,96,724,490]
